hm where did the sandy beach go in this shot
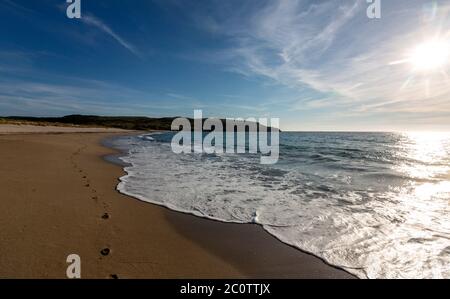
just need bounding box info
[0,124,129,134]
[0,128,354,279]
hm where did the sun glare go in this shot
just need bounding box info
[408,39,450,72]
[390,35,450,94]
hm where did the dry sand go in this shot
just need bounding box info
[0,128,354,278]
[0,124,128,134]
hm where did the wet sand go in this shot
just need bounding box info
[0,130,354,278]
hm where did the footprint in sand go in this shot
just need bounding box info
[100,248,110,256]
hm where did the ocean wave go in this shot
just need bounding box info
[112,132,450,279]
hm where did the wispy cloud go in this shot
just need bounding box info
[187,0,450,121]
[0,52,211,117]
[0,77,193,117]
[2,0,450,130]
[1,0,35,15]
[166,93,197,100]
[81,14,142,58]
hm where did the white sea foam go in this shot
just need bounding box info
[114,132,450,279]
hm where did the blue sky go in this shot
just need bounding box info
[0,0,449,131]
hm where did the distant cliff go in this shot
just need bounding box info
[3,115,280,132]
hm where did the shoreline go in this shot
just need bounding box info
[105,133,358,278]
[101,132,357,279]
[0,130,355,278]
[106,134,357,278]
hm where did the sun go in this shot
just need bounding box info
[388,36,450,96]
[408,39,450,72]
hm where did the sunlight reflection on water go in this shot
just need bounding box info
[114,131,450,278]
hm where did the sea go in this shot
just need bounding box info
[107,131,450,279]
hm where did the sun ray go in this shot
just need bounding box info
[389,59,409,66]
[425,79,431,98]
[400,75,415,90]
[390,30,450,96]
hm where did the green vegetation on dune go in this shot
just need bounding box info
[4,115,175,130]
[2,115,279,132]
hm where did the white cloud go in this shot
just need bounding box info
[0,75,196,117]
[197,0,450,119]
[1,0,35,15]
[82,14,142,58]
